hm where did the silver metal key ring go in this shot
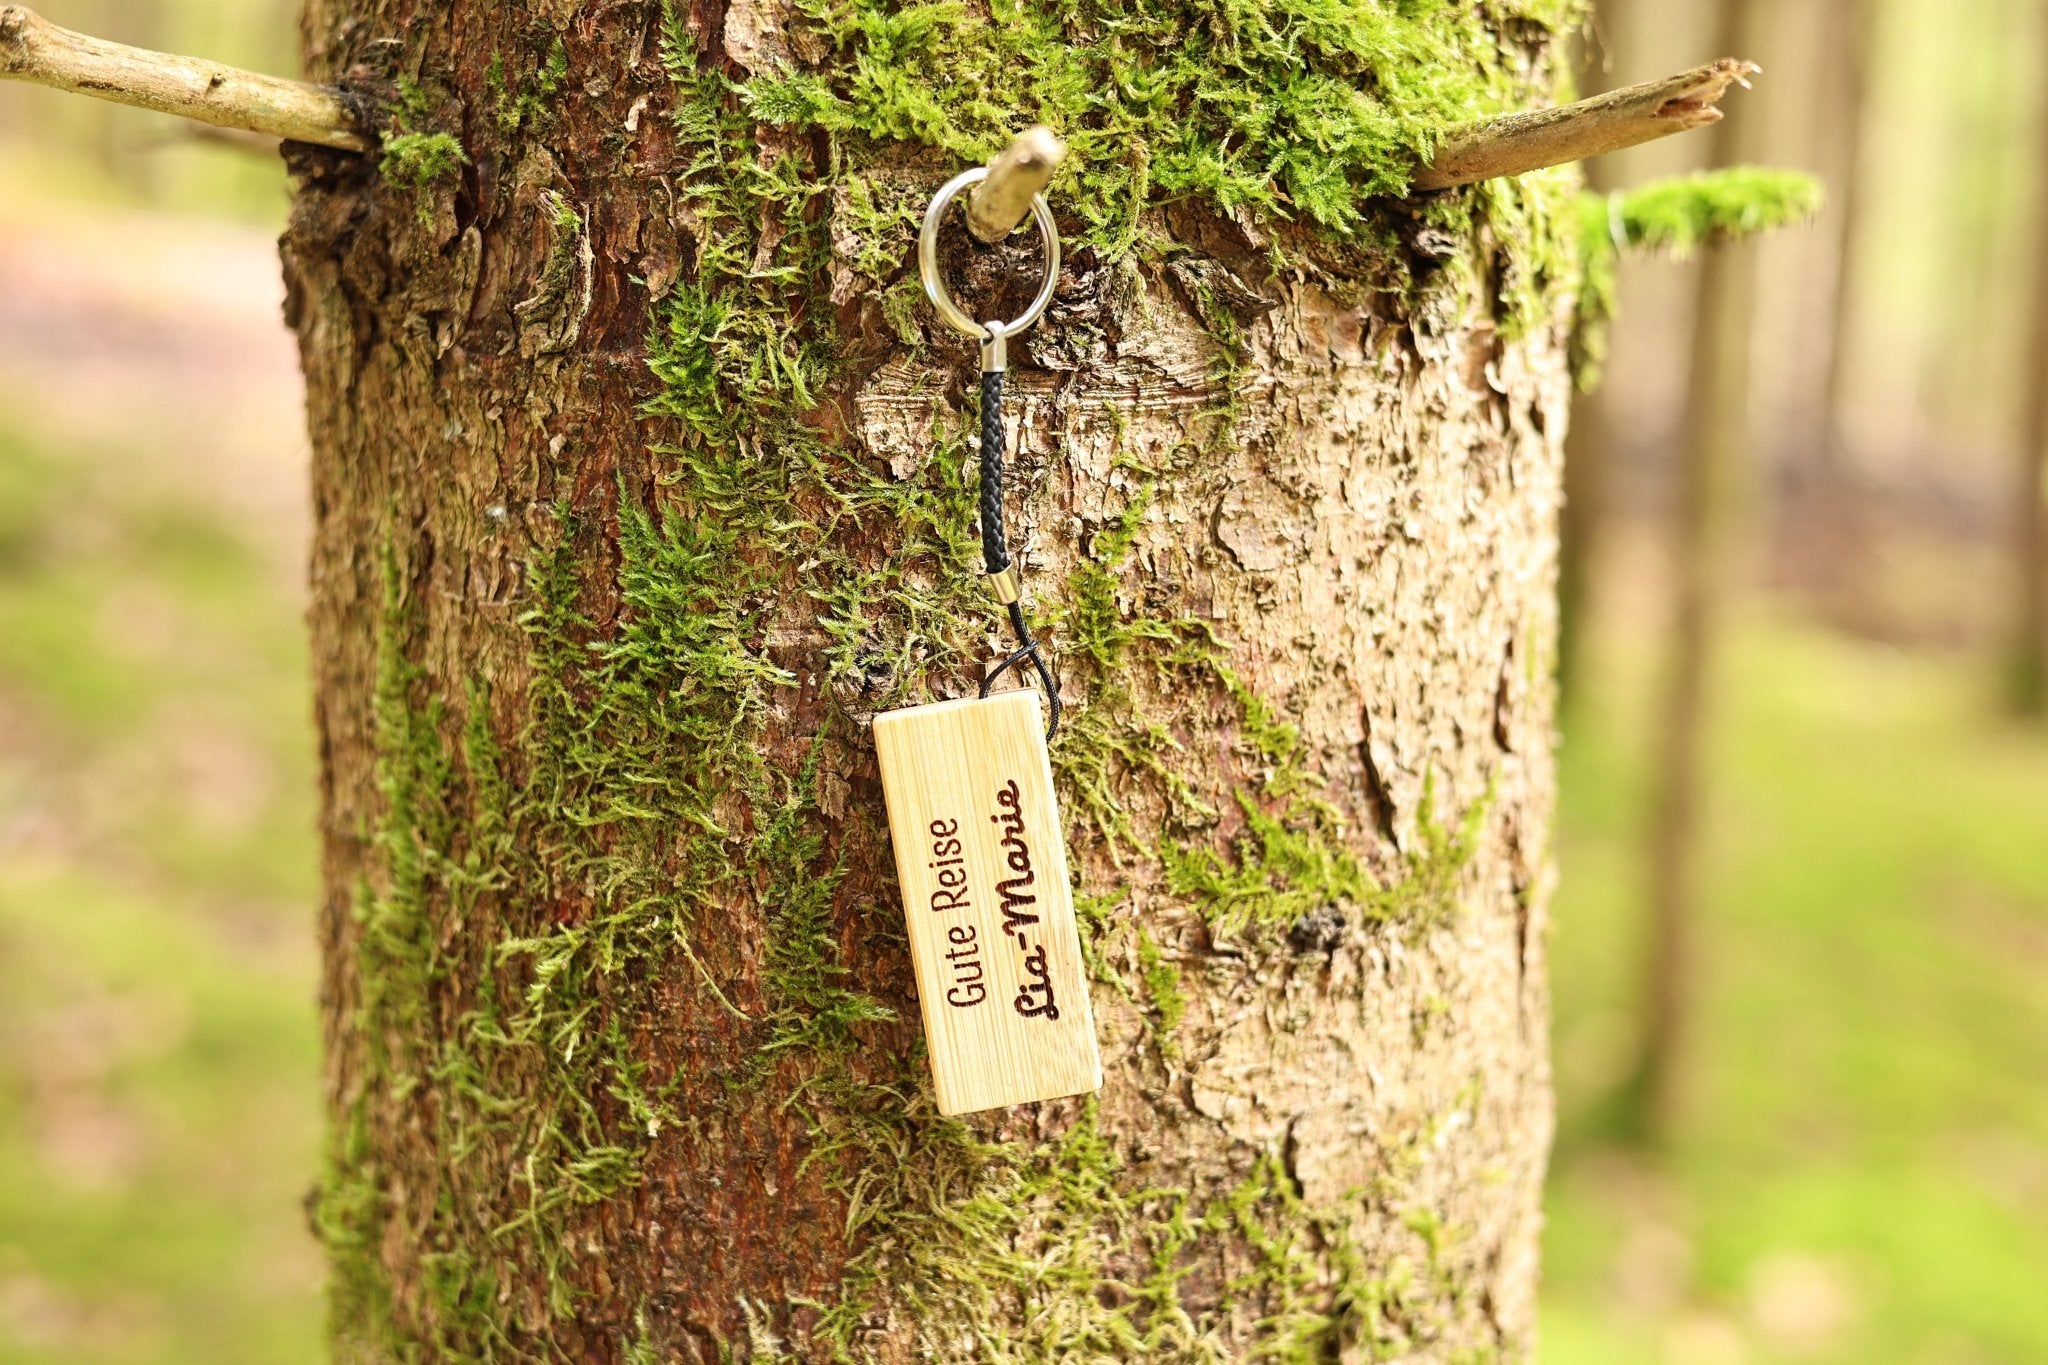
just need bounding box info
[917,166,1061,345]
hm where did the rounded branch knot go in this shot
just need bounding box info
[0,8,33,70]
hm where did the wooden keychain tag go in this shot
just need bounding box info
[874,691,1101,1116]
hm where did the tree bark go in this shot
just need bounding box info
[287,2,1569,1358]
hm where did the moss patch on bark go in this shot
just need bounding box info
[743,0,1579,247]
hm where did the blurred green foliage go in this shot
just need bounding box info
[1597,167,1828,259]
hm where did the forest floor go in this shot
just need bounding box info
[0,196,2042,1365]
[1543,533,2048,1363]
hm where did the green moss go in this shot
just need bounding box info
[317,543,503,1358]
[1163,793,1372,935]
[313,1104,399,1361]
[1165,769,1487,939]
[489,37,571,133]
[379,131,467,188]
[621,1315,660,1365]
[1137,928,1187,1037]
[1574,165,1824,388]
[325,482,909,1352]
[1595,165,1825,258]
[1051,484,1222,858]
[1170,257,1257,415]
[378,130,468,224]
[1473,164,1585,339]
[745,0,1580,249]
[376,71,473,223]
[1209,1153,1391,1360]
[356,543,452,1063]
[754,750,898,1057]
[789,1100,1247,1361]
[331,465,890,1349]
[1153,654,1488,940]
[1200,1081,1495,1362]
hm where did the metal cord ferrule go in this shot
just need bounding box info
[986,565,1023,604]
[980,318,1008,374]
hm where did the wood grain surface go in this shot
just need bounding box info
[875,692,1101,1116]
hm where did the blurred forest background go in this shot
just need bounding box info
[0,0,2044,1362]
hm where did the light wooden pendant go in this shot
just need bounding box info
[874,691,1101,1116]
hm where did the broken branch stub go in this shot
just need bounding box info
[967,126,1067,244]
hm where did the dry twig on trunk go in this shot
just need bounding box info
[1415,59,1760,192]
[0,4,368,153]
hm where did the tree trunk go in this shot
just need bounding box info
[2014,1,2048,714]
[1557,0,1632,704]
[1793,0,1876,624]
[1814,0,1872,478]
[287,2,1571,1358]
[1629,0,1758,1146]
[1558,364,1615,701]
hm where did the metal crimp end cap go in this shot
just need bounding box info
[986,565,1023,605]
[980,318,1008,374]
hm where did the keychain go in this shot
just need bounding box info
[870,163,1102,1117]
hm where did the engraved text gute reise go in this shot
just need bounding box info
[926,817,985,1008]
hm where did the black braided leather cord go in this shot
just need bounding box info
[979,370,1010,574]
[976,366,1062,737]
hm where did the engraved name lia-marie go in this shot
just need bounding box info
[990,779,1060,1020]
[873,692,1101,1116]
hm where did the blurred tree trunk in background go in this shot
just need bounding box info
[1629,0,1760,1145]
[67,0,165,199]
[1557,281,1615,703]
[84,0,126,179]
[286,0,1570,1357]
[1815,0,1872,479]
[2015,5,2048,712]
[123,1,164,202]
[1557,0,1631,703]
[1797,0,1876,626]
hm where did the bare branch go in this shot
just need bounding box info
[967,126,1066,244]
[0,4,369,153]
[1413,59,1760,192]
